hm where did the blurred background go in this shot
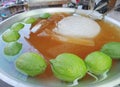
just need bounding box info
[0,0,120,22]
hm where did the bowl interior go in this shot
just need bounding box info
[0,8,120,87]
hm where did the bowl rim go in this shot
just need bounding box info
[0,7,120,87]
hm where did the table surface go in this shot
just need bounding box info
[0,0,120,87]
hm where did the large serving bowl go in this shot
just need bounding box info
[0,8,120,87]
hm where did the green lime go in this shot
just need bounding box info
[15,52,47,76]
[85,51,112,75]
[4,42,22,56]
[50,53,87,82]
[40,13,51,19]
[2,29,20,42]
[101,42,120,59]
[11,22,24,32]
[23,17,36,24]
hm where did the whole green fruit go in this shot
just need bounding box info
[40,13,51,19]
[11,22,24,32]
[4,42,22,56]
[85,51,112,75]
[15,52,47,76]
[2,29,20,42]
[101,42,120,59]
[23,17,36,24]
[50,53,87,82]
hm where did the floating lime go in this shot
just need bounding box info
[23,17,36,24]
[15,52,47,76]
[11,22,24,32]
[4,42,22,56]
[50,53,87,82]
[2,29,20,42]
[101,42,120,59]
[85,51,112,75]
[40,13,51,19]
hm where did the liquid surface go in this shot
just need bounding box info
[0,13,120,85]
[25,13,120,80]
[27,13,120,60]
